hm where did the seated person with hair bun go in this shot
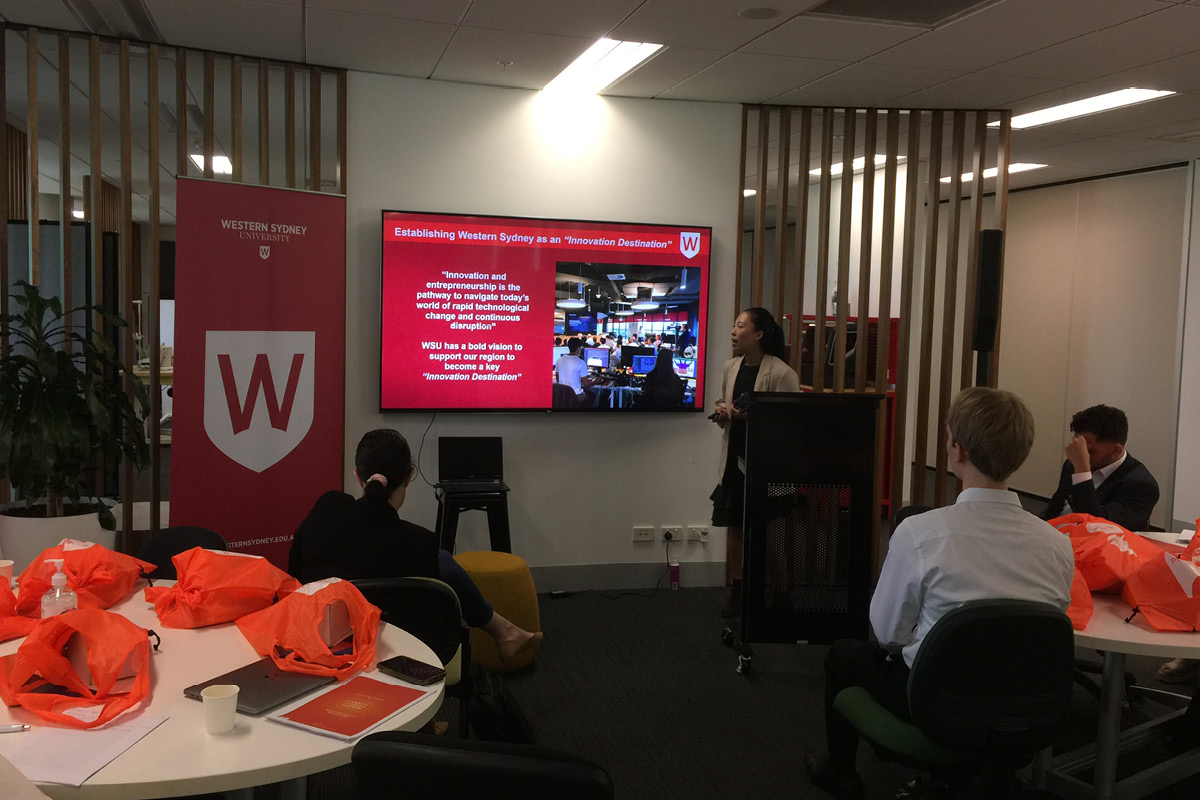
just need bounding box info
[289,428,542,661]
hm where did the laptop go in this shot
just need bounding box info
[437,436,508,493]
[183,657,336,716]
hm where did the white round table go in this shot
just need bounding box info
[0,582,444,799]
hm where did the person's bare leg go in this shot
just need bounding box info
[480,611,543,660]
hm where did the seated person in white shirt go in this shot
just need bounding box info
[554,337,589,401]
[805,387,1074,799]
[1038,404,1159,532]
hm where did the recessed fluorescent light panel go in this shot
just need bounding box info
[809,154,906,177]
[990,88,1175,130]
[189,154,233,174]
[543,38,664,95]
[743,189,757,197]
[940,163,1048,183]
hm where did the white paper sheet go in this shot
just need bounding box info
[3,714,167,786]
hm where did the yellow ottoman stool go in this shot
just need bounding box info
[454,550,541,674]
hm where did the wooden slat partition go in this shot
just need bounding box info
[2,23,347,538]
[813,109,834,393]
[59,32,72,314]
[853,110,877,394]
[285,64,296,187]
[232,56,243,182]
[789,107,812,370]
[203,52,214,179]
[26,28,38,285]
[148,44,162,533]
[989,111,1013,388]
[310,66,322,191]
[733,106,749,313]
[119,40,134,542]
[259,59,270,185]
[739,102,1012,522]
[833,109,856,392]
[752,109,769,307]
[176,48,188,177]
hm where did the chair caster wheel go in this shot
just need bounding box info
[737,654,752,675]
[722,627,735,647]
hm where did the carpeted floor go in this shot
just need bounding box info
[279,584,1198,800]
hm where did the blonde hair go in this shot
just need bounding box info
[947,387,1035,482]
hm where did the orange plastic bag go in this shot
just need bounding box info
[14,539,154,617]
[144,547,300,628]
[1050,514,1159,594]
[0,581,36,642]
[1121,550,1200,632]
[0,608,153,728]
[236,578,380,680]
[1067,566,1094,631]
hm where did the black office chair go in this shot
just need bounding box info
[834,599,1075,798]
[351,577,473,736]
[352,730,614,800]
[135,526,227,579]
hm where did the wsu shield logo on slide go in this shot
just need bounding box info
[679,232,701,259]
[204,331,315,472]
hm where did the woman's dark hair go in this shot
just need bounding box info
[355,428,413,504]
[742,307,786,359]
[649,347,676,377]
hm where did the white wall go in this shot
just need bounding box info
[1000,167,1189,529]
[1173,164,1200,528]
[346,73,741,587]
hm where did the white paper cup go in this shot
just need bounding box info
[0,561,12,586]
[201,684,240,735]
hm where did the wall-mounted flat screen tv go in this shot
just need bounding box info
[381,210,711,412]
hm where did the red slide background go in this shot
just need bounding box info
[381,213,710,410]
[172,179,346,567]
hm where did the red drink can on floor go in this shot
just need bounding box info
[669,561,680,590]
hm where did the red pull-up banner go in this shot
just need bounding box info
[172,179,346,567]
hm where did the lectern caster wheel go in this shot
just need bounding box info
[737,654,752,675]
[722,628,735,647]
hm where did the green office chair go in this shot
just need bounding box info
[834,599,1075,798]
[351,577,473,736]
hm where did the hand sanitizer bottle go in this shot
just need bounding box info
[41,559,78,618]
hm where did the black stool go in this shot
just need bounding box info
[435,483,511,553]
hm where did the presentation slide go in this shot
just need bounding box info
[381,211,711,412]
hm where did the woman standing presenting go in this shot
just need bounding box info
[710,307,799,618]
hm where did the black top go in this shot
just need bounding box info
[288,491,440,584]
[725,362,760,475]
[640,368,685,409]
[1039,455,1159,532]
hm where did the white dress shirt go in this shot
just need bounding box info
[870,487,1074,667]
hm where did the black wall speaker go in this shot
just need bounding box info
[972,229,1004,353]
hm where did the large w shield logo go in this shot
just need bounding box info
[204,331,315,472]
[679,232,701,259]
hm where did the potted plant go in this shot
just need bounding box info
[0,280,150,569]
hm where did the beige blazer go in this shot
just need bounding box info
[716,353,800,478]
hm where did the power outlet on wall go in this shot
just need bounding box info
[632,525,655,542]
[687,525,709,543]
[662,526,683,543]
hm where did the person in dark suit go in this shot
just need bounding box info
[1039,404,1158,532]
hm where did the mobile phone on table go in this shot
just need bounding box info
[376,655,446,685]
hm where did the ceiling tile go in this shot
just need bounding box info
[307,0,468,25]
[891,73,1070,109]
[462,0,639,38]
[659,51,848,103]
[306,9,453,77]
[983,4,1200,82]
[604,45,724,99]
[431,27,593,90]
[147,0,305,62]
[770,62,960,107]
[742,16,922,61]
[866,0,1165,72]
[611,0,825,50]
